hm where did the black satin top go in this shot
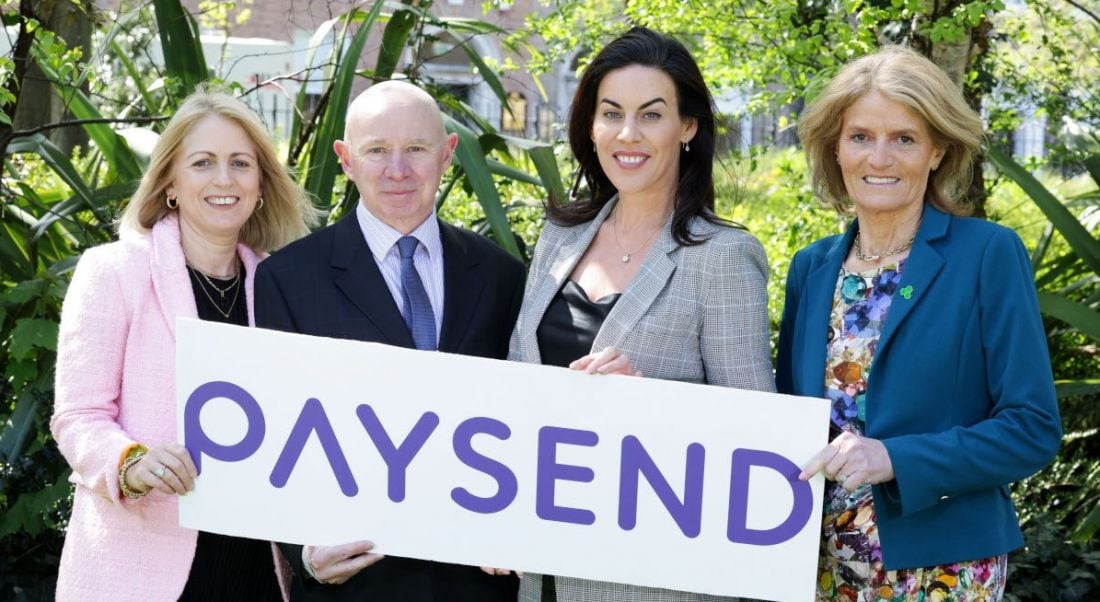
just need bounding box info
[536,280,620,368]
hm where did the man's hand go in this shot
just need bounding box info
[305,541,385,585]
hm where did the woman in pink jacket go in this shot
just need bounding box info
[51,88,316,601]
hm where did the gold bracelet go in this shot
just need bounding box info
[119,452,147,499]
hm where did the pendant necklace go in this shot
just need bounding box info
[188,261,241,299]
[611,212,664,264]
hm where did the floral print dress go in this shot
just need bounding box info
[817,260,1008,602]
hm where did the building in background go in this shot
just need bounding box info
[168,0,565,142]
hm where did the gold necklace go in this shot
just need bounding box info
[854,231,916,262]
[188,265,241,319]
[187,262,240,299]
[610,213,664,264]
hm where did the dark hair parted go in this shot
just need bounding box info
[549,26,723,246]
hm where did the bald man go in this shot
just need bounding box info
[255,81,523,601]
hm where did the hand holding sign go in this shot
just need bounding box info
[798,431,895,493]
[306,541,384,585]
[569,346,643,377]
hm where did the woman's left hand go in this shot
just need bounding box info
[569,346,643,377]
[798,431,894,492]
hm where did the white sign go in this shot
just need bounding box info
[176,319,828,601]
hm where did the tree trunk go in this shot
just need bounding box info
[12,0,94,156]
[912,1,994,217]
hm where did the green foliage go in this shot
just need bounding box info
[715,148,846,345]
[522,0,1004,115]
[280,0,561,259]
[1005,513,1100,602]
[989,0,1100,166]
[973,147,1100,600]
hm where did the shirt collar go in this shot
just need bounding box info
[356,203,442,262]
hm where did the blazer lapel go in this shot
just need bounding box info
[330,214,414,347]
[591,217,677,351]
[148,214,198,337]
[521,200,617,362]
[797,225,855,397]
[238,244,263,327]
[438,221,484,352]
[873,204,948,365]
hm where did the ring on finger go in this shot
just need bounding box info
[836,473,847,484]
[154,465,166,479]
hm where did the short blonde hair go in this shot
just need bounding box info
[797,46,984,215]
[118,86,318,251]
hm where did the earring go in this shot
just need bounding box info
[257,196,264,210]
[682,141,690,153]
[593,143,597,152]
[166,195,178,209]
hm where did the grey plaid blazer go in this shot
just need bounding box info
[509,198,775,602]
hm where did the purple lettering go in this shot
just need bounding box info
[270,398,358,496]
[618,436,705,537]
[535,426,598,525]
[727,448,812,545]
[356,404,439,503]
[184,381,265,473]
[451,417,518,514]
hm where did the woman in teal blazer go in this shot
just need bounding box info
[776,47,1061,600]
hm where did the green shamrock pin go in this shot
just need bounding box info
[900,285,913,300]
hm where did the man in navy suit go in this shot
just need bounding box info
[255,81,523,601]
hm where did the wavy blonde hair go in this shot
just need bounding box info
[797,46,984,215]
[118,86,318,251]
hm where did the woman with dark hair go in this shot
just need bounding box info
[507,26,775,601]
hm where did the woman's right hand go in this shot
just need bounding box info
[569,346,643,377]
[125,443,198,496]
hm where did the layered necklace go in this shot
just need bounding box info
[187,261,241,319]
[853,234,915,262]
[854,218,920,263]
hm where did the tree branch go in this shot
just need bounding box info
[0,115,169,148]
[1062,0,1100,29]
[11,115,169,138]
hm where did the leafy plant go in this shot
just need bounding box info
[1005,513,1100,602]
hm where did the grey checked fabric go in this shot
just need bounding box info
[509,197,775,602]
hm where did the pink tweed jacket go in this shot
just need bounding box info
[51,214,286,601]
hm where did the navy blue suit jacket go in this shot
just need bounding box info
[776,204,1061,569]
[255,213,523,602]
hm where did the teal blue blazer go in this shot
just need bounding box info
[776,204,1061,570]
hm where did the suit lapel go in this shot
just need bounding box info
[148,214,198,337]
[521,200,617,362]
[330,214,414,347]
[591,218,677,351]
[874,204,948,365]
[438,221,484,352]
[797,225,855,397]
